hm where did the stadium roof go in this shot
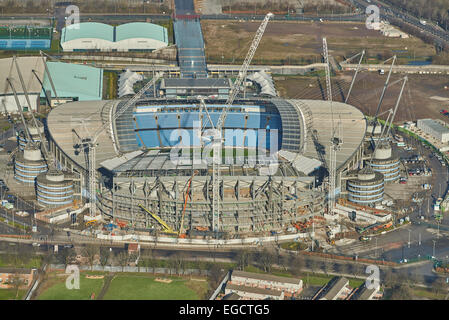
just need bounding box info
[41,61,103,101]
[61,22,168,45]
[47,98,367,173]
[61,22,113,43]
[290,99,367,170]
[116,22,167,43]
[0,56,45,95]
[47,100,119,171]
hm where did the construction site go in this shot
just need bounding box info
[0,0,441,249]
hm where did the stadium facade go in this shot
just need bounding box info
[60,22,169,52]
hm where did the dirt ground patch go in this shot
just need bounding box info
[202,20,435,65]
[275,72,449,122]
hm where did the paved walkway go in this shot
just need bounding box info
[96,273,115,300]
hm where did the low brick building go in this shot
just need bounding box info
[0,268,36,289]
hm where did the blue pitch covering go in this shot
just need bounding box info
[133,104,282,149]
[0,39,51,50]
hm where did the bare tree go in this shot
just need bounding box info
[57,247,77,267]
[117,251,128,272]
[173,253,186,276]
[289,255,305,276]
[83,245,99,270]
[258,248,275,273]
[10,272,24,299]
[99,247,111,267]
[235,249,252,271]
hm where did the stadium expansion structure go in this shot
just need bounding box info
[46,96,366,236]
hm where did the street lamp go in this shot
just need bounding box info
[433,240,436,258]
[408,229,411,248]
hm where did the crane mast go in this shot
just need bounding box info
[79,73,163,217]
[345,50,365,103]
[211,12,273,233]
[323,38,340,216]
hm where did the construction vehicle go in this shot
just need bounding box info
[115,219,128,229]
[138,203,178,235]
[178,170,199,238]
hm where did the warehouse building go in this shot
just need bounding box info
[41,61,103,105]
[417,119,449,143]
[60,22,168,52]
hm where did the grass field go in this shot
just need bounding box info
[103,274,207,300]
[0,289,26,300]
[37,272,104,300]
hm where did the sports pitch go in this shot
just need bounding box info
[36,272,208,300]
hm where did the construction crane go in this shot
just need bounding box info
[138,203,177,235]
[323,37,342,216]
[368,76,408,166]
[37,51,62,108]
[345,50,365,103]
[74,72,163,217]
[371,55,397,135]
[179,170,199,238]
[12,56,53,163]
[211,12,273,233]
[381,76,408,139]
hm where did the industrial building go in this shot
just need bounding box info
[41,61,104,104]
[60,22,168,52]
[417,119,449,143]
[0,57,103,113]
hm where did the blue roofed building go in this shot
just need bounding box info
[41,61,103,105]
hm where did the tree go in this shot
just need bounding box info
[258,249,275,273]
[117,251,128,272]
[57,247,77,267]
[309,259,319,274]
[390,282,412,300]
[173,253,186,276]
[235,249,252,271]
[208,264,223,289]
[10,272,24,299]
[99,247,111,267]
[289,255,305,276]
[83,245,99,270]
